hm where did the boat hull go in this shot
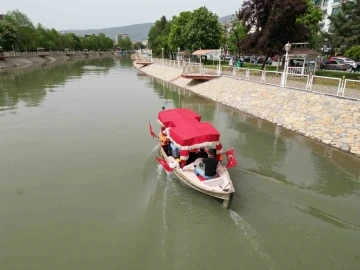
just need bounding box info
[160,147,235,208]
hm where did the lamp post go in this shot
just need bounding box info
[218,47,222,76]
[281,42,292,87]
[162,47,164,65]
[177,47,180,67]
[199,47,202,66]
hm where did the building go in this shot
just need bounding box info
[0,14,4,21]
[115,33,130,44]
[313,0,350,32]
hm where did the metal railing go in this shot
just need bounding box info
[309,76,342,96]
[150,58,360,101]
[342,79,360,100]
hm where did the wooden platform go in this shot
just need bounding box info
[181,74,219,80]
[136,62,152,67]
[38,53,50,57]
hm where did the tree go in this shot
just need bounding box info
[227,20,247,57]
[0,21,20,51]
[328,0,360,53]
[237,0,310,70]
[132,41,145,50]
[168,11,193,51]
[148,16,171,57]
[117,37,132,50]
[68,33,82,50]
[184,7,223,50]
[297,0,323,49]
[344,45,360,60]
[5,9,36,50]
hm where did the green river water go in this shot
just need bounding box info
[0,56,359,270]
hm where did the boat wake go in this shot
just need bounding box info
[229,210,272,262]
[161,177,169,260]
[148,144,160,158]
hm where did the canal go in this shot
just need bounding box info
[0,56,359,270]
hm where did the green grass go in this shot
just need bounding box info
[315,70,360,80]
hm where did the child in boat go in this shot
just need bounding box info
[159,127,170,155]
[194,149,218,180]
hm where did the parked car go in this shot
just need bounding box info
[225,54,232,61]
[320,60,350,71]
[329,57,355,66]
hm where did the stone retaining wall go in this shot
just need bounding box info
[136,63,360,157]
[0,52,113,70]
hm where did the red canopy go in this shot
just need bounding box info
[158,108,220,149]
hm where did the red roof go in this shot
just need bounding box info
[158,108,220,147]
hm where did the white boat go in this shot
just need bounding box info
[150,108,236,208]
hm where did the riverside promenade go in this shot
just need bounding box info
[135,63,360,157]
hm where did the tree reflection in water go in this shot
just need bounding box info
[0,57,115,110]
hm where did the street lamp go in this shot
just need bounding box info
[199,47,202,65]
[177,47,180,67]
[281,42,292,87]
[162,47,164,65]
[218,47,222,76]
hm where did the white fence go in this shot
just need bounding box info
[151,57,360,101]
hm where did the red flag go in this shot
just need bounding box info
[156,157,173,172]
[149,121,157,138]
[224,148,237,169]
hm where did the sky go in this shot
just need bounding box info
[2,0,243,30]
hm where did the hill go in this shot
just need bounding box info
[63,22,154,41]
[62,15,235,41]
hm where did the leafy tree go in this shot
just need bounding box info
[344,45,360,60]
[132,41,146,50]
[5,9,36,50]
[0,21,20,51]
[148,16,171,57]
[227,20,247,56]
[297,0,323,49]
[35,23,56,50]
[184,7,223,51]
[117,37,132,50]
[168,11,193,51]
[78,34,113,51]
[69,33,82,50]
[328,0,360,53]
[237,0,310,69]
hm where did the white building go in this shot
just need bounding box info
[313,0,350,32]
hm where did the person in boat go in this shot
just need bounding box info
[197,147,208,159]
[159,127,170,155]
[194,148,218,180]
[170,141,180,158]
[186,149,198,165]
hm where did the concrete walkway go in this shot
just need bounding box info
[136,63,360,157]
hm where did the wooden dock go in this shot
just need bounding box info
[181,74,218,80]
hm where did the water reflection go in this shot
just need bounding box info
[0,57,115,110]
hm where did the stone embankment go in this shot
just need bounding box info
[135,63,360,157]
[0,52,113,70]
